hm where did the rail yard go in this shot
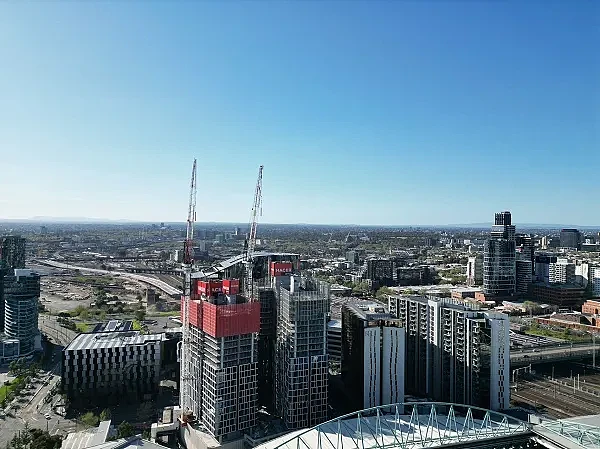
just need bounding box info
[512,362,600,418]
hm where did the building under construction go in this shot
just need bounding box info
[181,278,260,443]
[274,275,330,429]
[387,295,509,411]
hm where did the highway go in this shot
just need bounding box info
[37,260,182,297]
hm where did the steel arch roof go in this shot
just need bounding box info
[261,403,532,449]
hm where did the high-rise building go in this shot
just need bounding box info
[560,229,582,249]
[388,295,510,411]
[3,269,40,357]
[535,254,558,283]
[590,267,600,297]
[182,279,260,442]
[341,302,405,411]
[466,255,483,286]
[515,234,535,275]
[0,236,26,270]
[549,260,576,284]
[275,276,329,429]
[483,212,516,298]
[0,236,26,333]
[516,260,533,294]
[490,211,515,240]
[363,258,395,286]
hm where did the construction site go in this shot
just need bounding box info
[149,160,332,449]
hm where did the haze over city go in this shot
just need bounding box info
[1,1,598,225]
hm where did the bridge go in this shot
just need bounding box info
[254,402,600,449]
[511,343,598,367]
[38,260,183,297]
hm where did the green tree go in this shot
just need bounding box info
[100,408,112,421]
[79,411,100,427]
[136,401,153,423]
[79,308,90,320]
[134,309,146,322]
[117,421,135,438]
[376,287,393,299]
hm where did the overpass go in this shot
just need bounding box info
[38,260,182,297]
[511,343,598,367]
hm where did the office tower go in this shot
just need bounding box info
[182,279,260,442]
[388,295,510,411]
[466,255,483,286]
[3,269,40,357]
[516,260,533,294]
[560,229,582,249]
[535,254,558,283]
[515,234,535,275]
[549,260,576,284]
[275,276,329,429]
[0,236,26,270]
[341,302,405,411]
[490,211,515,240]
[63,331,164,407]
[483,212,516,297]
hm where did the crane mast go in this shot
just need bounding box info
[244,165,263,296]
[180,158,197,414]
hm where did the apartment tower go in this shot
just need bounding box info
[275,276,329,429]
[341,302,405,411]
[388,295,509,411]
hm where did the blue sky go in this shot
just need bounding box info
[0,1,598,225]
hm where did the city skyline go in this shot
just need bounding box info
[1,2,597,225]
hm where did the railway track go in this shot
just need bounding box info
[515,378,600,417]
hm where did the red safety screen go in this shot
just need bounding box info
[198,280,223,297]
[270,262,293,277]
[202,302,260,338]
[181,297,203,328]
[222,279,240,295]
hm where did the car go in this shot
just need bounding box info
[45,413,51,420]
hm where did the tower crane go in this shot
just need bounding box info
[180,158,197,415]
[244,165,263,297]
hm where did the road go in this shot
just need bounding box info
[0,318,77,445]
[38,260,182,297]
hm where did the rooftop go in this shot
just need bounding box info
[65,331,165,352]
[61,420,111,449]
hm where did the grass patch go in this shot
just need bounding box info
[147,310,180,317]
[0,383,16,402]
[73,275,114,285]
[525,327,589,342]
[76,323,90,333]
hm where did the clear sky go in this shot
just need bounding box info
[1,1,598,226]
